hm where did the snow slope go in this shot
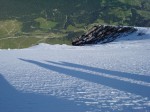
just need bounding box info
[0,27,150,112]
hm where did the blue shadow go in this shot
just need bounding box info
[19,59,150,99]
[0,74,87,112]
[47,61,150,83]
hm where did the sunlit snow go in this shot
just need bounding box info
[0,27,150,112]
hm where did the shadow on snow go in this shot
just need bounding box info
[19,58,150,99]
[0,74,87,112]
[47,61,150,83]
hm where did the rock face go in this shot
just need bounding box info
[72,25,137,46]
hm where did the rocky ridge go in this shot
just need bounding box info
[72,25,137,46]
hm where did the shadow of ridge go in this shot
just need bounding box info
[0,74,87,112]
[19,59,150,99]
[47,61,150,83]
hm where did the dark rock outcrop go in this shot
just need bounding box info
[72,25,137,46]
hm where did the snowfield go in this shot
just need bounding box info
[0,27,150,112]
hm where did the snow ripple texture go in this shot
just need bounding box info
[0,27,150,112]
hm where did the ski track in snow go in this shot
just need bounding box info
[0,27,150,112]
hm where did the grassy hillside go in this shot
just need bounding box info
[0,0,150,48]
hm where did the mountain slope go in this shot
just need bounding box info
[0,34,150,112]
[0,0,150,48]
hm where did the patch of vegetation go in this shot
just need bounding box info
[45,38,72,45]
[0,0,150,48]
[0,20,22,38]
[35,17,57,30]
[0,37,40,49]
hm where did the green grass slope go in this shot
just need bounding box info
[0,0,150,48]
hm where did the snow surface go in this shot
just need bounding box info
[0,27,150,112]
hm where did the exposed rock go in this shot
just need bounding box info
[72,25,137,46]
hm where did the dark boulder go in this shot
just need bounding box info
[72,25,137,46]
